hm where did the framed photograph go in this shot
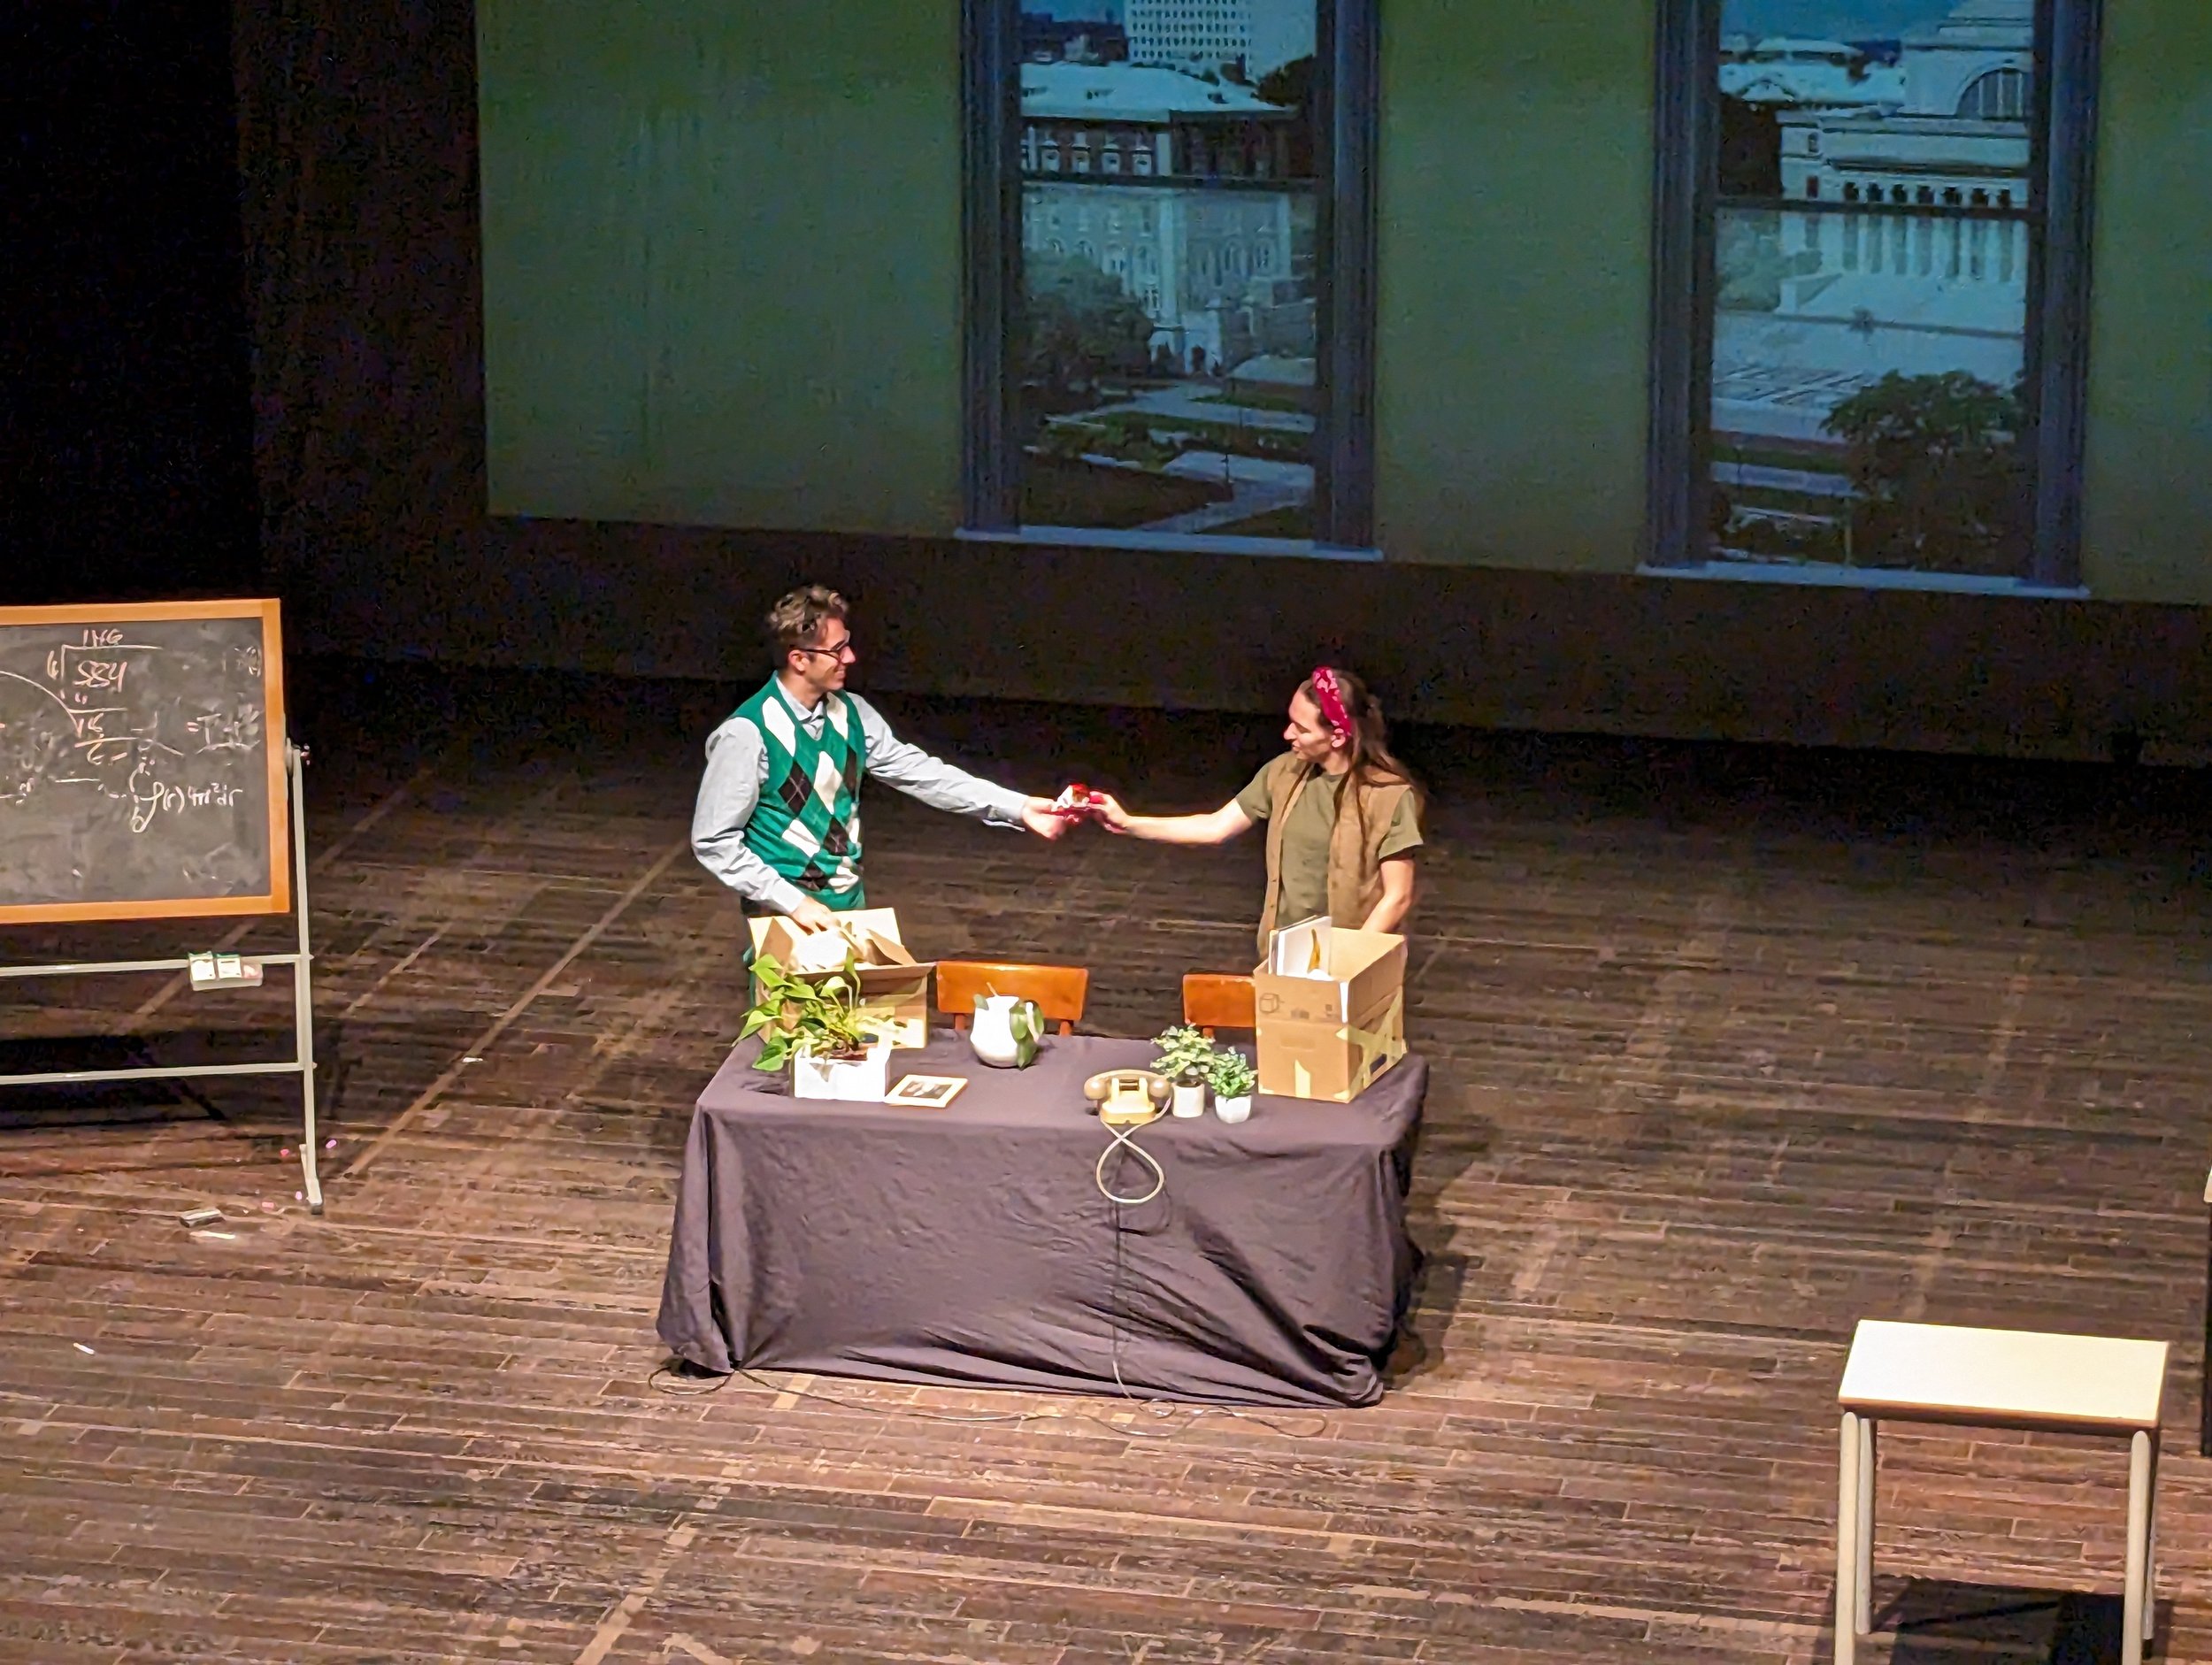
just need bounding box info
[884,1073,967,1109]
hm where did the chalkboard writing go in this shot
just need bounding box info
[0,601,288,924]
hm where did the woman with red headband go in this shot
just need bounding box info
[1091,666,1424,953]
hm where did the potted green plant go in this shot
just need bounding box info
[1206,1046,1256,1124]
[1151,1024,1217,1118]
[741,952,889,1101]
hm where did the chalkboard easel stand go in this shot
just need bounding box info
[0,743,323,1213]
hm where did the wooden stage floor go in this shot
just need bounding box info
[4,660,2210,1664]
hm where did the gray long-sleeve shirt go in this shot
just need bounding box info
[691,683,1032,914]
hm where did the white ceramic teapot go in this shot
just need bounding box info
[970,994,1043,1068]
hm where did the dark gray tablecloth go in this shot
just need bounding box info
[656,1032,1426,1407]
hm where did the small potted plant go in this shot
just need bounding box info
[1151,1024,1217,1117]
[741,952,889,1101]
[1207,1046,1256,1124]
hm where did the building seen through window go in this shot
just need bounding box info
[1001,0,1325,541]
[1702,0,2047,580]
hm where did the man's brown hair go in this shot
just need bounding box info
[765,586,849,660]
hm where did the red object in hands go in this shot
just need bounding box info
[1051,783,1100,817]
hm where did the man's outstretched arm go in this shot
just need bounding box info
[850,696,1065,839]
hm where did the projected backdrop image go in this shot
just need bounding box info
[475,0,2208,597]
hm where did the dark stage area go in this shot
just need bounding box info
[2,660,2209,1661]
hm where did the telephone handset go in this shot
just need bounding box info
[1082,1068,1171,1127]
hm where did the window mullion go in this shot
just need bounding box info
[1315,0,1377,549]
[960,0,1020,532]
[1644,0,1715,569]
[2030,0,2103,588]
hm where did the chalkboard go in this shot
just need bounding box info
[0,600,289,925]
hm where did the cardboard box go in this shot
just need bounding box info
[1253,919,1407,1102]
[749,907,933,1048]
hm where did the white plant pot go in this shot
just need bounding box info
[1213,1093,1252,1124]
[969,994,1042,1068]
[1171,1079,1207,1118]
[792,1037,891,1102]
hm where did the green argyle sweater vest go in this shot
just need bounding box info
[733,679,868,908]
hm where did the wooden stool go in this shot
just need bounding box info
[1834,1319,2168,1665]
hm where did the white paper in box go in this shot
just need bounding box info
[1268,915,1333,978]
[1255,923,1403,1028]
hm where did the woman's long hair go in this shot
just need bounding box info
[1297,667,1425,844]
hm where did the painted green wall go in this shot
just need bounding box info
[479,0,2208,599]
[478,0,963,533]
[1372,2,1655,571]
[2080,0,2212,603]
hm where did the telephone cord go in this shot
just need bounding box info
[1094,1116,1164,1206]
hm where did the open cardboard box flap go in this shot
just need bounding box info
[749,907,936,996]
[747,907,933,1048]
[1254,920,1405,1029]
[1251,918,1409,1101]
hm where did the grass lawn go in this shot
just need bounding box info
[1020,456,1228,529]
[1088,410,1309,464]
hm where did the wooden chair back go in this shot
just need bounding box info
[935,960,1088,1035]
[1182,972,1256,1038]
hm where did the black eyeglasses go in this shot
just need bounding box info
[795,637,856,660]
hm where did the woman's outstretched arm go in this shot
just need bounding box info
[1091,794,1254,847]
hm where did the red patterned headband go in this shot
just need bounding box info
[1310,666,1352,741]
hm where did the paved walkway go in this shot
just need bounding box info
[1142,450,1312,534]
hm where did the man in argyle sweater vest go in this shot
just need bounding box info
[730,676,871,907]
[692,586,1069,932]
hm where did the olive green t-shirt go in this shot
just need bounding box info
[1236,763,1422,931]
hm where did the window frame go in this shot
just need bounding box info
[1644,0,2104,591]
[959,0,1380,555]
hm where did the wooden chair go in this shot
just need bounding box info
[1181,972,1256,1038]
[935,960,1087,1036]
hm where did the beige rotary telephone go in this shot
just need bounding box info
[1082,1069,1171,1127]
